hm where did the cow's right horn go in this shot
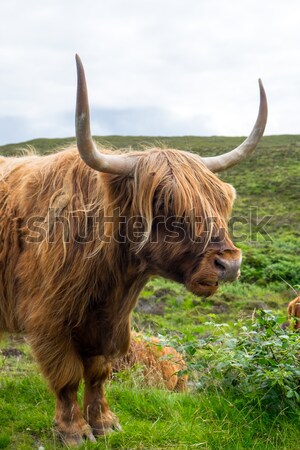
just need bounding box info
[200,79,268,172]
[75,55,137,175]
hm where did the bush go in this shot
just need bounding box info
[186,311,300,414]
[237,236,300,286]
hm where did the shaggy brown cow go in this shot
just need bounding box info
[113,333,188,391]
[0,55,267,445]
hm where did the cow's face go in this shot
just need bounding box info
[135,152,242,297]
[141,219,242,298]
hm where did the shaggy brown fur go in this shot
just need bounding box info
[287,296,300,329]
[113,334,187,391]
[0,145,241,445]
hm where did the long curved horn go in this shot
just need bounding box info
[201,79,268,172]
[75,54,137,175]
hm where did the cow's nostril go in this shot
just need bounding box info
[214,255,241,282]
[214,257,227,272]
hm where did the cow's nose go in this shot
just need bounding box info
[214,255,241,282]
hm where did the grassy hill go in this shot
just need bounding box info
[0,135,299,449]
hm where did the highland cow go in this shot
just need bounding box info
[0,55,267,445]
[287,296,300,329]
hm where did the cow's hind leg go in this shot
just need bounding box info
[30,336,95,446]
[83,356,121,435]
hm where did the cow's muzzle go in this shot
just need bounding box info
[214,255,241,282]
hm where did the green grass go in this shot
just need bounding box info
[2,340,300,450]
[0,135,299,449]
[1,357,300,450]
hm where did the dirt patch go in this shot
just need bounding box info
[153,288,176,299]
[242,301,269,312]
[1,347,24,357]
[135,296,165,315]
[211,301,231,314]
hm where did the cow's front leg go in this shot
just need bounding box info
[54,383,96,446]
[83,356,121,435]
[29,334,95,446]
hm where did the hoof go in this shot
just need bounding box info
[112,422,123,432]
[92,416,122,436]
[56,424,96,447]
[86,410,122,437]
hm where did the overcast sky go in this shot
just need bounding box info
[0,0,300,145]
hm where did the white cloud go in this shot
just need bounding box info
[1,0,300,144]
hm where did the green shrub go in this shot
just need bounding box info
[239,238,300,286]
[186,311,300,414]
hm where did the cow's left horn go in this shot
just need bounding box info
[201,79,268,172]
[75,54,137,175]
